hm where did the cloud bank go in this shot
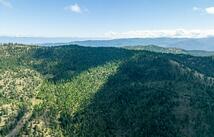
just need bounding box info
[105,29,214,39]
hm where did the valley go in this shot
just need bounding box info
[1,44,214,136]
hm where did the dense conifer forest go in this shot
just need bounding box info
[1,44,214,137]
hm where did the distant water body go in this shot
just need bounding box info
[0,36,106,45]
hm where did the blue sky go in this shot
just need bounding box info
[0,0,214,38]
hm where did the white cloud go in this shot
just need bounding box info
[104,29,214,39]
[193,6,214,15]
[65,3,82,13]
[205,7,214,14]
[193,7,201,11]
[0,0,12,8]
[192,6,204,15]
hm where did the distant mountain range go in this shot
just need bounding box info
[1,37,214,51]
[124,45,214,57]
[71,37,214,51]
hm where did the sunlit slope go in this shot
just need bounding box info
[0,67,42,136]
[19,62,120,136]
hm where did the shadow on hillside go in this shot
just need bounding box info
[59,53,214,137]
[30,45,135,82]
[30,45,214,82]
[59,54,182,137]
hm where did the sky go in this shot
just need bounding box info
[1,0,214,38]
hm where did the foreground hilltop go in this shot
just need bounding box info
[1,44,214,137]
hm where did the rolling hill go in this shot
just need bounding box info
[124,45,214,56]
[1,44,214,137]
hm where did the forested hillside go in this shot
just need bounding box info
[1,44,214,137]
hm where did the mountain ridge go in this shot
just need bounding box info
[123,45,214,56]
[1,37,214,50]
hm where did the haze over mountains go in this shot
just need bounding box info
[0,36,104,45]
[1,37,214,51]
[71,37,214,51]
